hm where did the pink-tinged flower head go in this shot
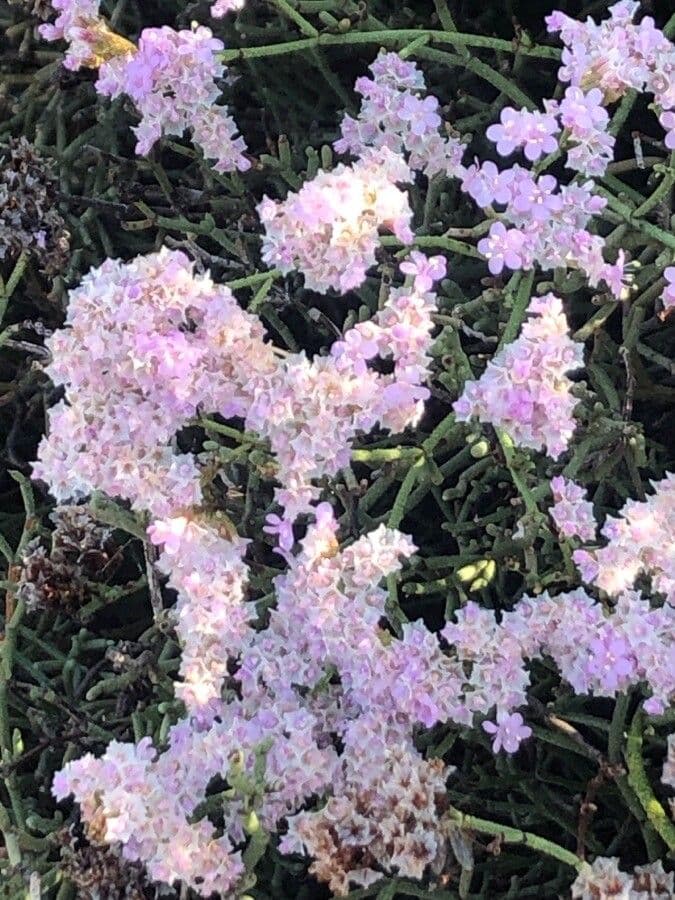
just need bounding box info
[258,148,413,294]
[483,711,532,753]
[550,476,597,541]
[585,625,637,693]
[453,294,583,458]
[547,1,675,110]
[210,0,245,15]
[460,160,514,208]
[477,222,533,276]
[96,25,249,173]
[334,51,465,179]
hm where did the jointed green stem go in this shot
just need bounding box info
[446,807,582,870]
[625,708,675,852]
[219,29,560,65]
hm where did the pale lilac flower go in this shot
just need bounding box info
[482,711,532,753]
[399,251,446,292]
[509,174,563,223]
[585,626,636,693]
[558,87,609,134]
[549,476,597,541]
[662,111,675,150]
[486,107,560,161]
[397,94,441,136]
[460,160,514,207]
[263,513,295,553]
[477,221,533,275]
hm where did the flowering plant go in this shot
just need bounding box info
[1,1,674,898]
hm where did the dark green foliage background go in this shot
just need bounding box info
[0,0,674,897]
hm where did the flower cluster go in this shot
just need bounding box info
[444,586,675,723]
[571,858,674,899]
[463,165,623,294]
[52,737,246,896]
[487,89,613,177]
[547,2,675,108]
[55,510,460,895]
[33,248,270,518]
[34,248,444,532]
[574,473,675,611]
[17,505,114,615]
[547,1,675,173]
[281,739,450,895]
[453,293,584,459]
[40,6,248,173]
[486,106,559,162]
[53,522,675,895]
[147,516,252,716]
[258,148,413,293]
[334,51,465,178]
[96,25,249,173]
[549,476,597,542]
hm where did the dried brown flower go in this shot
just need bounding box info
[0,137,70,273]
[17,505,115,615]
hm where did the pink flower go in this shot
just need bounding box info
[483,711,532,753]
[399,251,446,292]
[334,51,465,179]
[486,107,560,161]
[477,222,532,275]
[210,0,245,15]
[263,513,295,553]
[661,110,675,150]
[663,266,675,311]
[550,476,597,541]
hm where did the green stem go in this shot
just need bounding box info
[352,447,422,464]
[497,430,539,519]
[446,807,581,869]
[226,270,283,290]
[200,418,260,444]
[380,234,481,259]
[268,0,319,38]
[632,156,675,219]
[596,187,675,250]
[499,271,534,349]
[624,708,675,852]
[219,29,560,64]
[0,250,29,327]
[388,455,427,531]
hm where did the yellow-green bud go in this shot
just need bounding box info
[470,439,490,458]
[244,810,260,835]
